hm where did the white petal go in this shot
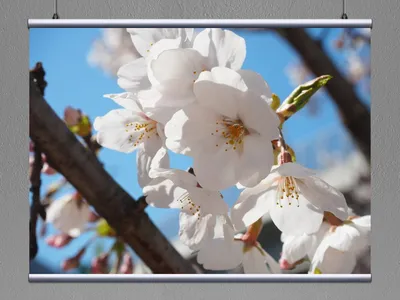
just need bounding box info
[192,143,239,191]
[150,48,207,90]
[196,225,243,271]
[194,67,246,119]
[326,226,362,253]
[281,235,313,264]
[242,247,270,274]
[299,176,349,220]
[143,178,188,209]
[93,109,145,153]
[117,58,151,93]
[311,244,357,274]
[231,174,280,231]
[146,37,182,62]
[46,196,91,237]
[127,28,181,57]
[307,222,331,259]
[104,92,143,112]
[237,92,280,139]
[193,28,246,70]
[281,222,330,263]
[236,134,274,188]
[185,186,229,215]
[269,193,324,235]
[272,162,316,178]
[237,69,272,102]
[164,104,222,155]
[137,144,169,188]
[148,168,198,187]
[352,215,371,234]
[179,212,215,250]
[260,247,282,274]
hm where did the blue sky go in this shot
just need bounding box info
[29,27,370,273]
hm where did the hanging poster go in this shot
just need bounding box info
[29,20,371,281]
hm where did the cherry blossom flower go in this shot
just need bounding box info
[93,92,170,187]
[143,162,229,250]
[231,162,349,236]
[309,215,371,274]
[117,28,195,95]
[93,92,165,153]
[29,154,57,176]
[127,28,195,58]
[46,193,91,238]
[164,67,279,191]
[88,28,140,76]
[279,222,331,270]
[196,218,280,274]
[139,28,247,122]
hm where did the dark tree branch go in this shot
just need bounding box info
[29,144,44,261]
[29,73,196,274]
[275,28,371,163]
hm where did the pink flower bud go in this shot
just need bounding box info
[279,258,295,270]
[42,163,57,175]
[29,141,35,152]
[91,253,109,274]
[46,233,73,248]
[88,211,101,223]
[61,247,86,271]
[64,106,82,126]
[119,253,134,274]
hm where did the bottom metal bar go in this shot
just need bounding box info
[29,274,371,283]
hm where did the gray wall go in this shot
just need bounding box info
[1,0,399,299]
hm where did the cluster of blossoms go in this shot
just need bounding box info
[88,28,370,274]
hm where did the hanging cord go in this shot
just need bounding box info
[341,0,348,19]
[52,0,60,19]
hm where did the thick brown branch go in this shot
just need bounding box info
[29,144,44,260]
[29,74,196,274]
[276,28,370,163]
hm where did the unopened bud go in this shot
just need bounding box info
[61,247,86,271]
[64,106,92,137]
[91,253,109,274]
[96,219,117,237]
[88,211,101,223]
[46,233,73,248]
[64,106,82,127]
[277,75,332,123]
[119,253,134,274]
[279,258,295,270]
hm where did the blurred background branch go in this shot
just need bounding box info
[29,70,197,274]
[275,28,370,163]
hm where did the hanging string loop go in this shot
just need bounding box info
[341,0,348,19]
[52,0,60,19]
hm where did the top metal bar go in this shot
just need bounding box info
[28,19,373,29]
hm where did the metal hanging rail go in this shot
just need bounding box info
[27,19,373,29]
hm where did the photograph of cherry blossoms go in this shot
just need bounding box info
[29,27,371,277]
